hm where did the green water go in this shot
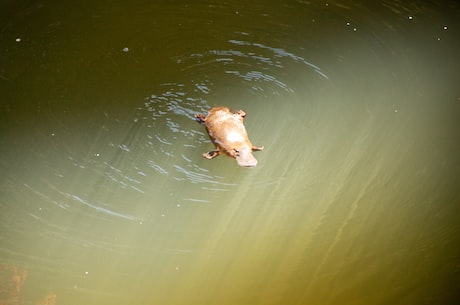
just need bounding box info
[1,1,459,304]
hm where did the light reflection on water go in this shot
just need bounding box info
[1,0,459,304]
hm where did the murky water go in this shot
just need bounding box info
[1,1,459,304]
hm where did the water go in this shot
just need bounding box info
[1,1,459,304]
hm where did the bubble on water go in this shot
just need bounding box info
[119,144,130,151]
[443,26,448,30]
[15,37,21,42]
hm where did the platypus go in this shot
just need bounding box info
[195,107,263,167]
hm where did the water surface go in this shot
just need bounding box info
[1,1,459,304]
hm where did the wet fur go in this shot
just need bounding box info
[195,107,263,167]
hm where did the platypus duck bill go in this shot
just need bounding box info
[236,153,258,167]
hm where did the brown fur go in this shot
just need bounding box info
[195,107,263,167]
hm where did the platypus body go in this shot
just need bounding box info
[195,107,263,167]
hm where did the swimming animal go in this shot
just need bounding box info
[195,107,263,167]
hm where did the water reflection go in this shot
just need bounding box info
[0,264,56,305]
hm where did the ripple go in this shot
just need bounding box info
[228,39,328,78]
[173,37,328,95]
[70,194,140,221]
[134,33,329,186]
[173,164,236,187]
[226,70,293,93]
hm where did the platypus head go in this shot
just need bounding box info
[231,147,258,167]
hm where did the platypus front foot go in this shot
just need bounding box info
[203,150,220,159]
[195,114,206,123]
[235,110,246,118]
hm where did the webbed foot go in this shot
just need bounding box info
[235,110,246,118]
[195,114,206,124]
[203,150,220,159]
